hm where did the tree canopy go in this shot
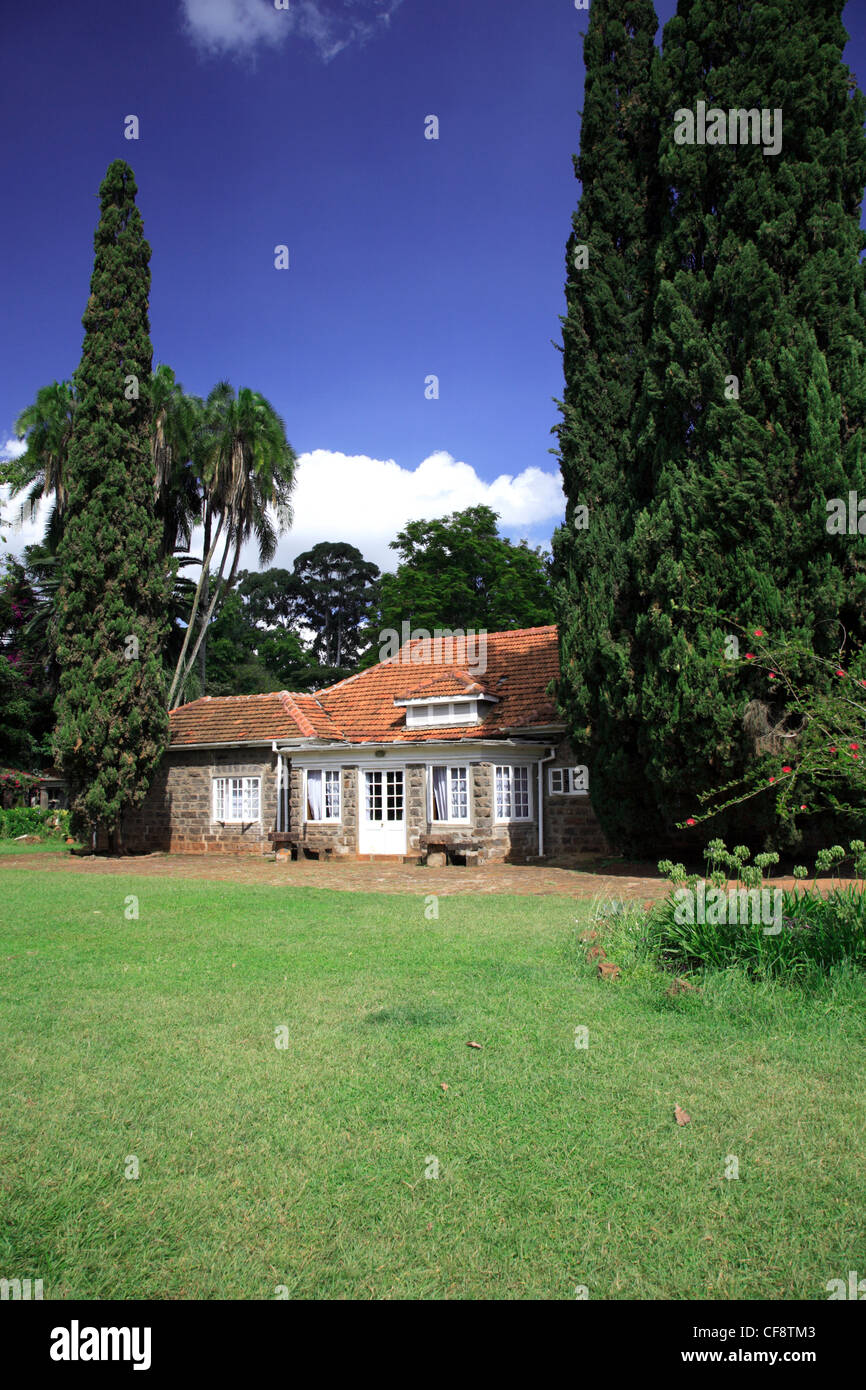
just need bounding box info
[552,0,661,848]
[52,160,171,846]
[370,505,554,655]
[554,0,866,852]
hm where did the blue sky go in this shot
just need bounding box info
[1,0,863,573]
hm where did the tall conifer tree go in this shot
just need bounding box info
[629,0,866,843]
[552,0,661,847]
[54,161,170,848]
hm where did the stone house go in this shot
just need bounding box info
[121,625,608,862]
[0,767,68,811]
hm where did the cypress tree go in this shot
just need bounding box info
[630,0,866,846]
[53,161,170,849]
[552,0,662,848]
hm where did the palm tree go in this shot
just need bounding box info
[167,384,297,707]
[8,373,297,709]
[2,381,75,551]
[151,364,206,560]
[7,368,207,560]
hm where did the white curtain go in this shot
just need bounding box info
[432,766,448,820]
[306,770,323,820]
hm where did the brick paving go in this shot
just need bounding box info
[2,850,857,902]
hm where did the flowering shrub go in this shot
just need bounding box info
[0,769,41,801]
[648,840,866,978]
[677,620,866,838]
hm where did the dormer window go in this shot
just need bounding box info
[405,699,481,728]
[395,675,498,729]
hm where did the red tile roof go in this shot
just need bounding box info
[168,626,562,747]
[396,669,490,701]
[168,692,320,747]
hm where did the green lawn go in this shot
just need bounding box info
[0,840,75,856]
[1,869,864,1300]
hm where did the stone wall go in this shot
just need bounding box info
[112,735,609,861]
[540,737,609,859]
[289,764,358,856]
[416,763,536,863]
[405,764,426,854]
[118,747,277,855]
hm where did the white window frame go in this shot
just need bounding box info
[428,765,471,824]
[494,765,532,822]
[304,768,342,823]
[406,699,479,729]
[549,766,588,796]
[212,775,261,824]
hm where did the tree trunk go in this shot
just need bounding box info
[199,501,211,694]
[199,573,208,693]
[167,508,224,708]
[173,532,238,700]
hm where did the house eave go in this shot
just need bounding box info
[167,739,286,751]
[502,722,566,736]
[168,725,565,754]
[393,694,498,708]
[276,736,555,757]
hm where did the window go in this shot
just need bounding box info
[549,766,589,796]
[364,770,404,822]
[495,765,531,821]
[430,766,470,823]
[213,776,261,823]
[406,699,479,728]
[306,769,341,822]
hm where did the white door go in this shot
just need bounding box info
[359,769,406,855]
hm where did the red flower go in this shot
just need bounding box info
[781,765,792,773]
[836,669,846,678]
[753,628,765,637]
[745,652,755,660]
[686,818,696,826]
[768,777,776,785]
[800,804,807,811]
[829,746,837,753]
[851,743,861,751]
[768,672,777,679]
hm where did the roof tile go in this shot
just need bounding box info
[169,626,561,747]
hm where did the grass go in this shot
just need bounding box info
[0,840,76,856]
[1,869,864,1300]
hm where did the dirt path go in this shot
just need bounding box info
[1,850,672,900]
[2,850,857,903]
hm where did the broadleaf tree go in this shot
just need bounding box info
[366,505,554,666]
[291,542,380,671]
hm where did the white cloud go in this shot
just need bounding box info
[0,437,27,462]
[1,447,565,573]
[180,0,403,62]
[0,490,45,552]
[249,448,565,572]
[0,439,34,548]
